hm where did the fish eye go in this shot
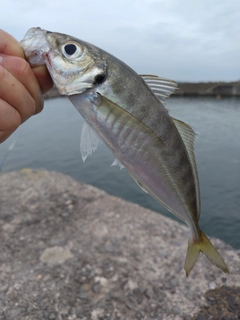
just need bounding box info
[65,44,77,55]
[62,42,82,59]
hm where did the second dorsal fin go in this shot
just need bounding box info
[172,117,201,218]
[141,74,178,105]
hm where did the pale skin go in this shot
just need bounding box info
[0,29,53,143]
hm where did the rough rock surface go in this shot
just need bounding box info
[0,169,239,320]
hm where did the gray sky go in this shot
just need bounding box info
[2,0,240,81]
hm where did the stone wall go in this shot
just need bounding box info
[0,169,239,320]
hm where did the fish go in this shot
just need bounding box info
[21,27,229,276]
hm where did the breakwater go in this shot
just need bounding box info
[0,169,240,319]
[44,81,240,99]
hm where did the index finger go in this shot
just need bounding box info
[32,65,53,95]
[0,29,25,58]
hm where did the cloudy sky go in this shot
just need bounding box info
[2,0,240,82]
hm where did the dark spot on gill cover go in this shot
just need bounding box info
[94,73,107,85]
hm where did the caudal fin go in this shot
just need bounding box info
[184,231,229,277]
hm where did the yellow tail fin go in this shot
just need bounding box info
[185,231,229,276]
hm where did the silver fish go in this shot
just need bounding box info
[21,27,229,276]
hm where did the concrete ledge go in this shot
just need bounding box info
[0,169,239,319]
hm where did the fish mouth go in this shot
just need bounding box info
[42,50,62,75]
[42,52,52,66]
[41,50,77,95]
[41,51,63,88]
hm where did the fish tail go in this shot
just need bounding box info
[185,230,229,276]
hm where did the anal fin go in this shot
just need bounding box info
[111,158,124,170]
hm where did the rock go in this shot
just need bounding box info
[40,245,73,265]
[9,307,22,319]
[172,306,181,315]
[0,169,240,320]
[208,281,216,290]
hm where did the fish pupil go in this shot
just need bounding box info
[94,73,106,84]
[64,44,77,56]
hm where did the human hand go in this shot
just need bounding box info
[0,29,53,143]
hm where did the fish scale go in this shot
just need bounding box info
[21,27,229,276]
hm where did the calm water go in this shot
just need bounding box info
[1,96,240,249]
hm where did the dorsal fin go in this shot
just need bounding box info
[172,118,201,218]
[141,74,178,105]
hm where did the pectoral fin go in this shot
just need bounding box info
[80,120,102,162]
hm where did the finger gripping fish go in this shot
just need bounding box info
[21,27,229,276]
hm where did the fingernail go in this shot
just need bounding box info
[0,54,3,63]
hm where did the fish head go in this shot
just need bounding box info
[21,27,107,95]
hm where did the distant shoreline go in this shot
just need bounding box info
[44,81,240,99]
